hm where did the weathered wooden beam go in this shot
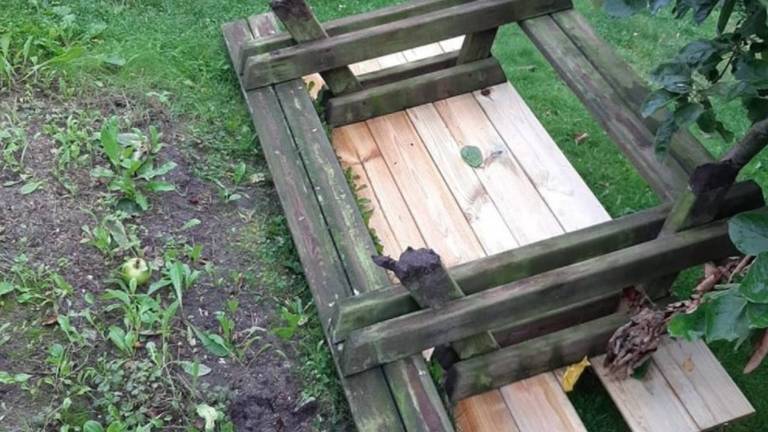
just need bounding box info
[550,9,715,173]
[274,76,453,430]
[237,0,471,73]
[358,51,458,89]
[521,15,688,200]
[227,15,454,431]
[270,0,361,94]
[332,181,762,341]
[375,248,499,360]
[339,219,741,375]
[444,311,631,402]
[243,0,573,89]
[457,28,498,64]
[223,17,406,431]
[326,57,507,126]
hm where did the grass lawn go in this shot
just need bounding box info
[1,0,766,431]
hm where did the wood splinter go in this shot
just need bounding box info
[374,248,499,365]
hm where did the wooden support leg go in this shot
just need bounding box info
[375,248,499,360]
[270,0,362,94]
[457,28,498,63]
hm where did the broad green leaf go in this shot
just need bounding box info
[654,114,678,154]
[107,325,130,353]
[673,102,704,126]
[168,262,185,305]
[196,404,222,432]
[192,326,231,357]
[106,421,126,432]
[0,371,31,384]
[146,181,175,192]
[179,360,212,377]
[728,208,768,255]
[603,0,646,17]
[649,0,672,14]
[460,146,483,168]
[181,219,201,231]
[668,307,706,340]
[641,89,675,118]
[0,281,14,297]
[676,40,718,66]
[83,421,104,432]
[747,302,768,328]
[740,253,768,303]
[743,96,768,124]
[104,216,131,250]
[104,289,131,305]
[147,278,171,295]
[717,0,736,34]
[704,289,750,343]
[650,62,693,94]
[20,180,43,195]
[100,117,121,168]
[134,190,149,211]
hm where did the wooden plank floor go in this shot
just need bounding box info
[329,41,753,432]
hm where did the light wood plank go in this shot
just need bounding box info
[367,112,485,266]
[501,374,587,432]
[435,94,563,244]
[651,338,754,430]
[335,122,426,253]
[407,103,518,255]
[592,356,699,432]
[475,83,610,230]
[454,392,520,432]
[440,36,466,53]
[401,39,586,432]
[333,127,400,257]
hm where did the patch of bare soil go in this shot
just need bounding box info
[0,90,329,431]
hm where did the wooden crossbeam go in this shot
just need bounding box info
[237,0,470,73]
[326,56,506,126]
[357,51,458,89]
[521,15,688,200]
[550,10,715,173]
[242,0,572,89]
[445,311,637,402]
[339,219,740,376]
[332,181,762,341]
[270,0,361,94]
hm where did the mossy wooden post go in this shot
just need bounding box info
[375,248,499,361]
[641,118,768,297]
[270,0,361,94]
[457,29,498,63]
[340,220,739,375]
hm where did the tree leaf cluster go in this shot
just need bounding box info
[668,208,768,345]
[604,0,768,152]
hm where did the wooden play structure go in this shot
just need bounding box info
[222,0,763,430]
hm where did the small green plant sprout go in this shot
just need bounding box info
[0,371,32,389]
[81,214,140,257]
[273,298,310,340]
[0,117,29,175]
[213,178,244,203]
[148,258,201,307]
[2,254,73,312]
[91,117,176,212]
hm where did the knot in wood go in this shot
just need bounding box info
[372,247,442,283]
[270,0,314,21]
[689,161,739,195]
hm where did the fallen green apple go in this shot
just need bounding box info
[121,257,151,286]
